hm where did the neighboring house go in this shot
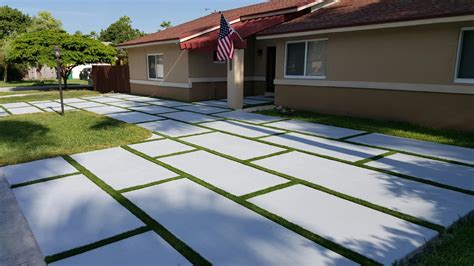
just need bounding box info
[24,66,57,80]
[119,0,474,131]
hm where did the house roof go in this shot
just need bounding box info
[118,0,320,47]
[259,0,474,37]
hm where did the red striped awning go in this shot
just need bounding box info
[179,15,287,51]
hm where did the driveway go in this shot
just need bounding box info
[1,94,473,265]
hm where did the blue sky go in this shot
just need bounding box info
[3,0,263,34]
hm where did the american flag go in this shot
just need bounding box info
[216,13,236,61]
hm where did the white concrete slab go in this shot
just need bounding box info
[31,101,61,109]
[0,110,9,116]
[128,105,176,114]
[221,98,269,105]
[215,111,283,124]
[43,106,77,112]
[146,133,164,141]
[175,105,229,114]
[125,179,355,266]
[84,106,128,115]
[106,111,163,124]
[129,139,194,158]
[254,151,474,227]
[250,185,437,265]
[147,100,190,107]
[349,133,474,165]
[266,120,364,139]
[1,102,30,109]
[67,101,106,109]
[81,96,105,100]
[195,100,230,108]
[137,120,211,137]
[160,111,221,124]
[110,101,150,108]
[88,97,125,103]
[200,120,285,138]
[71,147,178,190]
[50,231,190,266]
[13,174,143,256]
[7,106,43,115]
[1,157,77,185]
[60,98,87,104]
[182,132,285,160]
[107,94,140,99]
[263,132,386,162]
[129,97,160,102]
[366,153,474,191]
[160,150,287,196]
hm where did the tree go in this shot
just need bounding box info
[0,6,31,39]
[160,21,172,30]
[28,11,62,32]
[99,16,145,45]
[0,6,31,81]
[10,30,117,88]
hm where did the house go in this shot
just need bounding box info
[119,0,474,131]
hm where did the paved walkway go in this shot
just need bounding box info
[0,93,473,265]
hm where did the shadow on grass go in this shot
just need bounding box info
[0,120,50,144]
[90,118,127,131]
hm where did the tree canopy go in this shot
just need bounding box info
[160,21,172,30]
[10,30,117,87]
[0,6,31,40]
[99,16,145,45]
[28,11,63,32]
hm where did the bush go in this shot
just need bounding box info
[79,67,92,80]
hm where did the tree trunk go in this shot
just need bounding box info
[3,63,8,82]
[62,75,68,89]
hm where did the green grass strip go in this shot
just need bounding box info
[10,172,81,189]
[45,226,151,263]
[240,181,297,200]
[154,149,199,159]
[117,176,185,194]
[355,151,398,165]
[339,132,373,140]
[63,155,211,266]
[122,145,380,265]
[244,149,293,162]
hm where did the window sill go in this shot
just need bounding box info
[284,75,326,80]
[454,78,474,84]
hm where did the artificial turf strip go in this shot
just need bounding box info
[10,172,81,189]
[144,131,446,233]
[400,212,474,266]
[154,149,199,159]
[122,145,380,265]
[44,226,151,264]
[63,155,211,266]
[240,181,297,200]
[255,109,474,149]
[117,176,185,194]
[355,151,399,165]
[244,149,293,162]
[0,111,151,165]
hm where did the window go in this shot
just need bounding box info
[147,54,164,80]
[285,39,327,78]
[455,28,474,83]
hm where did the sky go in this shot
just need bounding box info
[2,0,263,34]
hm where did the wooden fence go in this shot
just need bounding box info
[92,65,130,93]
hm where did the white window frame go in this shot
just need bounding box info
[146,53,164,80]
[454,27,474,84]
[284,38,328,79]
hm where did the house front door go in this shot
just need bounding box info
[265,46,276,93]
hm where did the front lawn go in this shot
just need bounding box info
[256,109,474,148]
[0,111,151,165]
[0,79,88,88]
[0,89,100,104]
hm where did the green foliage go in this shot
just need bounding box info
[160,21,172,30]
[9,30,116,86]
[0,6,31,39]
[99,16,145,45]
[28,11,62,32]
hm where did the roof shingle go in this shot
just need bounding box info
[259,0,474,36]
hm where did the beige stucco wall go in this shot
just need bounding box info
[274,21,474,85]
[269,21,474,131]
[130,83,191,102]
[128,43,189,83]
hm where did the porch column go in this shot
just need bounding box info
[227,49,244,109]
